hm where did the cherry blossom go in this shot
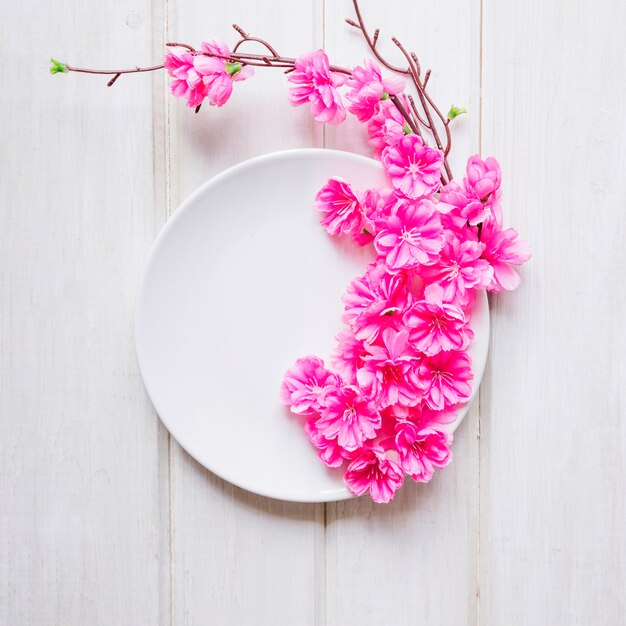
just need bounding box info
[280,356,339,415]
[346,59,405,122]
[356,328,421,408]
[382,135,444,199]
[288,50,347,124]
[342,260,410,341]
[304,417,349,468]
[480,219,532,292]
[395,421,452,482]
[344,446,404,503]
[331,329,368,385]
[193,40,254,107]
[164,49,208,108]
[403,284,472,355]
[419,237,493,306]
[418,350,473,411]
[367,100,408,157]
[315,385,381,451]
[375,198,444,270]
[315,177,362,237]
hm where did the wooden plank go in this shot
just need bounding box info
[0,1,169,623]
[164,1,325,623]
[480,0,626,623]
[323,1,482,624]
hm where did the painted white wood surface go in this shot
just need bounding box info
[1,0,625,625]
[479,1,626,624]
[0,1,170,624]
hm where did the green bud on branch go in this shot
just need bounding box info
[50,58,69,74]
[447,104,467,120]
[225,62,243,76]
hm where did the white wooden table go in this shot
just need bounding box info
[2,0,625,623]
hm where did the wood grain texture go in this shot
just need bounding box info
[0,1,169,624]
[480,0,626,623]
[2,0,626,623]
[163,2,325,624]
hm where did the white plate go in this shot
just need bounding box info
[135,148,489,502]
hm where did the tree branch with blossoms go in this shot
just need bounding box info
[51,0,531,503]
[51,0,458,175]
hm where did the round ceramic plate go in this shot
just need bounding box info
[135,148,489,502]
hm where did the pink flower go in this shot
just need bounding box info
[418,350,473,411]
[465,155,501,202]
[342,261,410,341]
[352,187,396,245]
[439,180,490,227]
[368,100,407,158]
[193,40,254,107]
[375,198,445,270]
[395,422,452,482]
[280,356,339,415]
[331,329,368,384]
[382,135,444,199]
[419,237,493,305]
[164,49,207,108]
[356,328,421,408]
[345,59,405,122]
[288,50,347,125]
[315,178,362,237]
[403,284,472,355]
[304,417,348,468]
[480,219,531,292]
[315,385,381,451]
[344,446,404,503]
[463,155,503,223]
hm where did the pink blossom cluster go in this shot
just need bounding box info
[163,43,530,502]
[280,50,530,502]
[164,40,254,108]
[282,157,528,501]
[287,51,405,125]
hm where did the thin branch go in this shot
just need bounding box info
[62,0,457,183]
[66,63,164,76]
[407,94,429,128]
[166,42,196,52]
[391,36,453,180]
[389,95,419,135]
[350,0,409,75]
[232,28,280,57]
[350,0,454,180]
[107,73,121,87]
[421,85,452,156]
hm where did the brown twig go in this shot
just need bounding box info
[166,41,352,74]
[232,24,280,57]
[347,2,409,75]
[66,63,165,76]
[66,35,354,90]
[107,73,122,87]
[391,36,452,181]
[389,95,419,135]
[407,94,428,128]
[350,0,454,181]
[61,2,457,185]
